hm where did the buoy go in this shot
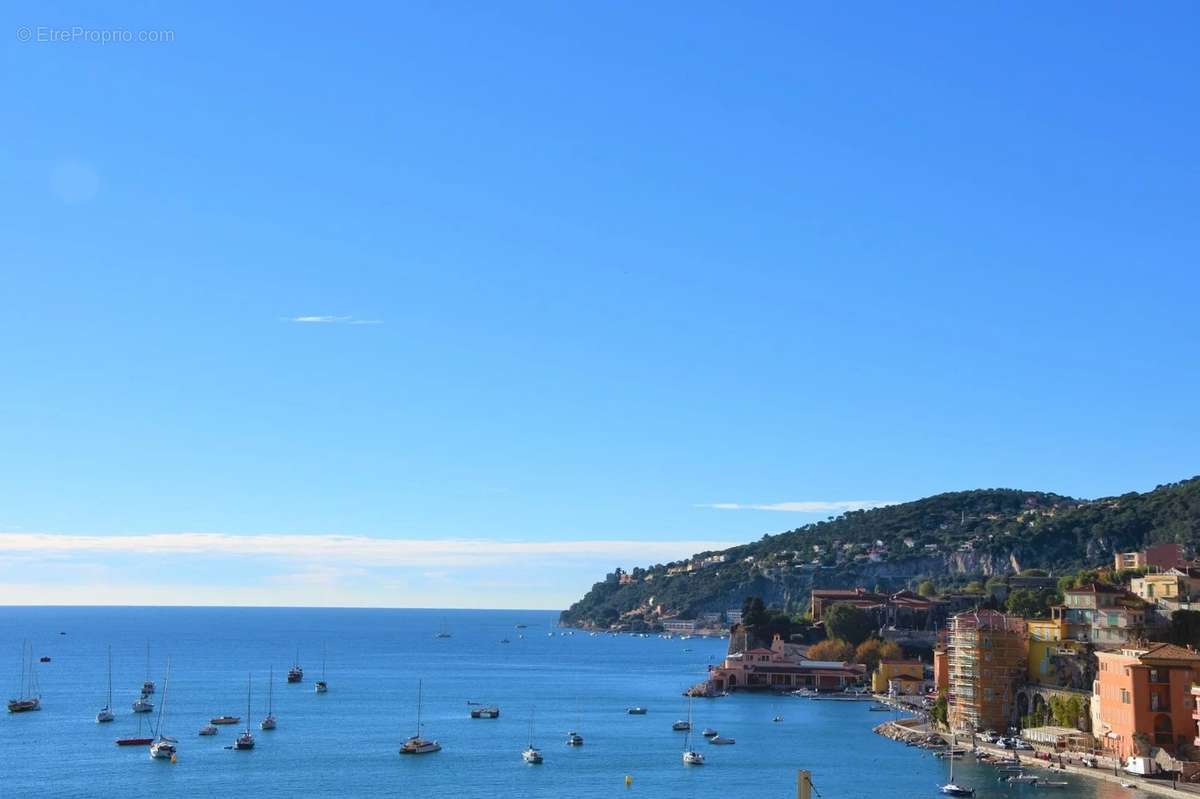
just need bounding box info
[625,774,633,787]
[171,754,177,764]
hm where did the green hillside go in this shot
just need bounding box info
[560,477,1200,628]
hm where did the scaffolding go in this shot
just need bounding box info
[947,610,1027,733]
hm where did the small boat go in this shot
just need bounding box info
[133,694,154,713]
[1037,781,1070,788]
[1119,782,1136,789]
[435,618,452,639]
[672,720,691,731]
[149,659,176,761]
[500,638,511,644]
[199,724,218,736]
[287,648,303,683]
[522,709,543,764]
[773,715,784,723]
[869,703,891,711]
[681,694,704,765]
[1006,773,1039,784]
[39,656,50,663]
[399,680,441,754]
[260,666,276,730]
[709,735,735,745]
[210,715,240,725]
[627,706,648,715]
[8,641,41,713]
[470,706,500,719]
[233,673,255,750]
[701,728,718,738]
[515,624,528,629]
[315,645,328,693]
[96,645,116,722]
[566,730,584,746]
[117,709,153,746]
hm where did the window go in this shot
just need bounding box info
[1121,689,1130,704]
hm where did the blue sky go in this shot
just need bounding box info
[2,2,1198,608]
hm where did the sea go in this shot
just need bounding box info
[1,607,1132,799]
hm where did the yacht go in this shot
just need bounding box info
[701,727,719,738]
[149,659,176,761]
[681,694,704,765]
[234,673,255,750]
[141,641,155,695]
[627,706,648,715]
[260,666,276,730]
[133,694,154,713]
[287,648,303,683]
[199,724,218,736]
[939,734,975,795]
[96,644,115,722]
[8,641,41,713]
[315,645,328,693]
[435,618,452,639]
[470,706,500,719]
[210,715,240,725]
[522,709,543,764]
[566,730,584,746]
[708,735,735,745]
[672,719,691,731]
[398,680,441,754]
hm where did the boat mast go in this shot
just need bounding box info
[155,658,171,739]
[268,666,273,714]
[416,679,422,739]
[107,644,113,707]
[18,640,26,699]
[245,672,252,734]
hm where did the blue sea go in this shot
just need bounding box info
[2,607,1128,799]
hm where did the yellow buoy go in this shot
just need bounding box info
[171,754,177,764]
[625,774,633,787]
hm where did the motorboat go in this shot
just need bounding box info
[672,720,691,731]
[398,680,440,754]
[132,695,154,713]
[701,728,719,738]
[709,735,735,745]
[210,715,240,725]
[199,724,218,736]
[1006,773,1039,784]
[627,706,648,715]
[566,730,584,746]
[39,656,51,663]
[471,706,500,719]
[683,749,705,765]
[869,703,891,711]
[773,714,784,723]
[1038,781,1070,788]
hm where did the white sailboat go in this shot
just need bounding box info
[149,659,177,761]
[7,641,40,713]
[681,694,704,765]
[315,645,327,694]
[260,666,276,730]
[522,708,543,764]
[399,680,441,754]
[434,618,452,639]
[96,644,114,722]
[234,673,255,750]
[939,733,974,795]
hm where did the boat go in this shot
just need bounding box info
[708,735,735,745]
[233,673,255,750]
[199,724,218,736]
[133,694,154,713]
[38,656,50,663]
[141,641,155,695]
[500,638,511,644]
[96,644,115,722]
[470,706,500,719]
[435,618,452,639]
[681,694,704,765]
[210,715,240,725]
[149,659,176,761]
[566,730,584,746]
[522,708,543,764]
[701,728,718,738]
[672,719,691,731]
[940,734,975,795]
[287,648,303,683]
[117,707,153,746]
[773,714,784,723]
[7,641,41,713]
[1119,781,1136,789]
[399,680,441,754]
[869,702,891,711]
[260,666,276,730]
[1037,781,1070,788]
[627,706,648,715]
[515,624,528,629]
[315,645,328,693]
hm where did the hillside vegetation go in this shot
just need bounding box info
[560,477,1200,628]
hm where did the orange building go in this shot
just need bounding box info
[933,647,948,694]
[1092,643,1200,757]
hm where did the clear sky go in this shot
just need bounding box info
[2,2,1198,608]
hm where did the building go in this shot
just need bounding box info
[1027,617,1092,690]
[725,610,743,625]
[1058,583,1149,649]
[809,588,886,620]
[706,632,865,693]
[809,588,942,631]
[933,647,949,694]
[1092,643,1200,757]
[1130,567,1200,621]
[662,618,697,634]
[1114,544,1186,573]
[872,660,924,694]
[947,610,1027,733]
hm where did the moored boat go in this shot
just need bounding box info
[521,708,542,764]
[149,659,176,761]
[8,641,41,713]
[199,724,218,736]
[398,680,440,754]
[97,644,115,722]
[287,648,303,683]
[627,706,647,715]
[260,666,276,730]
[471,706,500,719]
[211,715,240,725]
[234,672,255,750]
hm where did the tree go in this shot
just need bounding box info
[917,580,938,598]
[964,580,985,593]
[931,691,948,727]
[1006,588,1042,618]
[854,638,903,672]
[742,596,768,629]
[823,603,875,646]
[1169,610,1200,648]
[807,638,854,662]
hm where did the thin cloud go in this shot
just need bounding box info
[699,500,899,513]
[288,315,382,325]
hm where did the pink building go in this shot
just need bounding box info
[706,633,865,693]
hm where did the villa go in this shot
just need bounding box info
[706,632,865,693]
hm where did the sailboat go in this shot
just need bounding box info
[96,644,115,722]
[7,641,41,713]
[315,645,328,693]
[149,659,177,760]
[287,648,303,683]
[940,733,974,796]
[142,641,155,694]
[399,680,441,754]
[260,666,276,730]
[522,708,543,764]
[234,673,255,750]
[681,694,704,765]
[434,618,452,639]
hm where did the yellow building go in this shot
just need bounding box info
[872,660,923,694]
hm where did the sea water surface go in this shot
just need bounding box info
[2,607,1130,799]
